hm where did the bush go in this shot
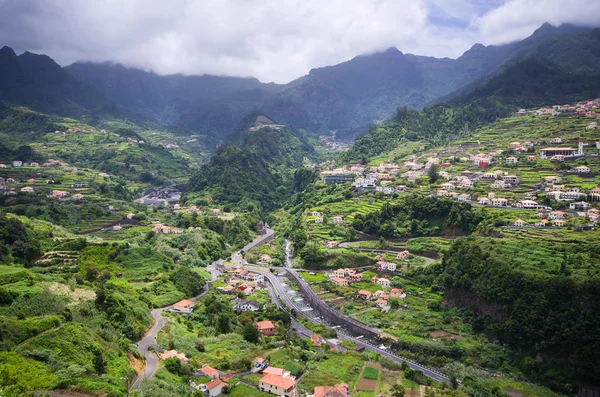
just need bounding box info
[164,357,182,374]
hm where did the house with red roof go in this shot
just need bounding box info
[256,320,276,336]
[259,374,298,397]
[314,383,350,397]
[173,299,194,314]
[199,365,221,379]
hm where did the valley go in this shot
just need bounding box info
[0,17,599,397]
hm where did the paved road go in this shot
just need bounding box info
[131,263,221,388]
[242,227,274,253]
[249,265,450,384]
[131,309,170,388]
[247,241,450,384]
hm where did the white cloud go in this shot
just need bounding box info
[0,0,599,83]
[474,0,600,45]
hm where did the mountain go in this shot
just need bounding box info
[0,46,110,118]
[342,54,600,163]
[436,24,600,103]
[65,62,282,137]
[2,23,599,142]
[66,46,509,140]
[185,115,316,211]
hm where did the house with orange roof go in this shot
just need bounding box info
[160,349,189,364]
[331,277,348,287]
[173,299,194,314]
[389,288,404,299]
[256,320,276,336]
[314,383,350,397]
[259,374,298,397]
[375,298,388,308]
[199,365,221,379]
[263,367,290,378]
[254,357,267,369]
[357,290,372,300]
[199,378,227,397]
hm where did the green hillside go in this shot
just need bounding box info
[185,117,317,211]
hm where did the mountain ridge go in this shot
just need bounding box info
[2,22,600,141]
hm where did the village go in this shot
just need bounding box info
[313,99,600,231]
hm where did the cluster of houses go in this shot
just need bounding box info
[513,207,600,228]
[329,268,364,286]
[516,99,600,118]
[0,158,70,169]
[357,287,406,312]
[326,265,411,312]
[215,267,266,296]
[187,357,299,397]
[0,176,90,199]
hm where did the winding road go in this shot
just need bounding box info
[131,265,220,389]
[131,229,274,389]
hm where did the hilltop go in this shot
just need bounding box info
[185,116,318,211]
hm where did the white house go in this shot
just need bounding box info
[505,157,518,164]
[458,193,471,202]
[569,201,589,210]
[376,278,391,288]
[491,198,508,207]
[514,218,526,227]
[234,299,261,312]
[574,165,591,173]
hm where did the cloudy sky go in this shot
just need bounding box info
[1,0,599,83]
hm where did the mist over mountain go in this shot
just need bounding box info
[1,23,599,142]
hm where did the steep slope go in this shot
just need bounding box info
[260,46,509,139]
[0,105,191,183]
[343,55,600,163]
[436,23,600,103]
[65,62,282,137]
[185,115,315,210]
[0,46,110,117]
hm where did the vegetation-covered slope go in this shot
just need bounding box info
[343,56,600,163]
[0,105,192,183]
[186,117,316,210]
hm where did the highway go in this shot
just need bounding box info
[244,242,451,384]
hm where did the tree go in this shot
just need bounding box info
[427,163,440,184]
[243,323,260,343]
[216,314,231,334]
[391,382,405,397]
[164,357,182,374]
